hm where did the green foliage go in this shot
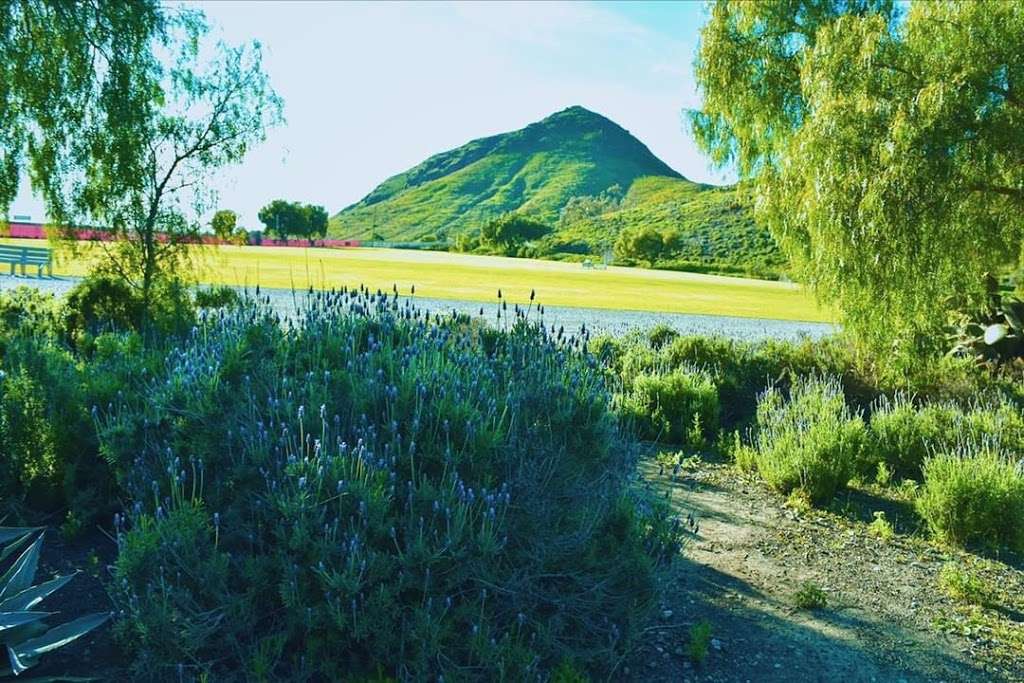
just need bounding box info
[0,528,110,677]
[867,395,1024,480]
[916,445,1024,552]
[193,285,241,310]
[548,177,784,278]
[0,1,167,219]
[746,376,866,504]
[867,395,958,480]
[693,0,1024,358]
[258,200,329,243]
[867,511,895,541]
[686,620,713,664]
[55,12,280,327]
[938,563,996,607]
[557,185,623,230]
[101,294,681,680]
[614,226,664,267]
[479,212,551,255]
[61,274,195,347]
[793,581,829,610]
[210,209,239,243]
[622,367,719,446]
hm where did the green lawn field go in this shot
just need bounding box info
[0,238,829,322]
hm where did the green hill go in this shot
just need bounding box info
[544,176,786,278]
[329,106,784,277]
[329,106,680,239]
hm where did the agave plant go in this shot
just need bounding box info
[948,279,1024,364]
[0,527,109,677]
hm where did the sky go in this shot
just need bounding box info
[10,1,731,228]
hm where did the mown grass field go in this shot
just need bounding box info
[0,238,828,321]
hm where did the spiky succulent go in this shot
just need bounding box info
[0,527,109,677]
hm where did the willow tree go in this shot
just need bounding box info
[692,1,1024,357]
[0,1,166,222]
[1,2,282,325]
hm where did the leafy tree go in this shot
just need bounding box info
[258,200,326,244]
[480,213,551,254]
[88,19,281,327]
[692,0,1024,357]
[210,209,239,243]
[3,4,282,328]
[301,204,329,245]
[0,1,167,220]
[615,226,664,267]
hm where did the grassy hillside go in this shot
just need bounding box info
[329,106,784,278]
[545,176,786,278]
[329,106,683,241]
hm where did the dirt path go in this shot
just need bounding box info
[625,455,1024,682]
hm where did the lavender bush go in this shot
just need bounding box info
[101,288,681,681]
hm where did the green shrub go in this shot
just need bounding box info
[193,285,241,309]
[686,620,713,664]
[622,366,719,446]
[746,376,866,504]
[793,581,828,609]
[646,324,679,350]
[0,286,62,339]
[102,294,681,681]
[937,563,995,607]
[867,511,895,541]
[916,445,1024,551]
[62,274,195,345]
[867,395,958,479]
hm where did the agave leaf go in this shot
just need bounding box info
[0,611,50,634]
[984,324,1008,346]
[0,535,44,603]
[0,529,35,548]
[7,642,35,676]
[1004,300,1024,330]
[0,620,48,648]
[0,530,37,567]
[10,612,111,660]
[964,323,985,338]
[0,574,76,613]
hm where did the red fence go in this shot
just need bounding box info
[1,222,360,249]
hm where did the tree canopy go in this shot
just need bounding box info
[692,0,1024,356]
[258,200,328,243]
[479,213,551,255]
[2,3,282,327]
[0,0,167,222]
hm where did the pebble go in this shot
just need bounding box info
[661,609,673,620]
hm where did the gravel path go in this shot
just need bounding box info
[628,454,1024,682]
[0,274,835,342]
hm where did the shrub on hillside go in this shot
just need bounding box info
[101,293,681,681]
[744,375,866,504]
[916,446,1024,552]
[622,366,719,446]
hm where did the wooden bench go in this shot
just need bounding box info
[0,245,52,277]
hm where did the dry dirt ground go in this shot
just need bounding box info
[624,453,1024,683]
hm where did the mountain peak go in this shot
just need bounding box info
[330,107,685,240]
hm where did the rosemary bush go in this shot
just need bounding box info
[101,290,680,681]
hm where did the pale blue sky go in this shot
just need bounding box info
[11,1,729,228]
